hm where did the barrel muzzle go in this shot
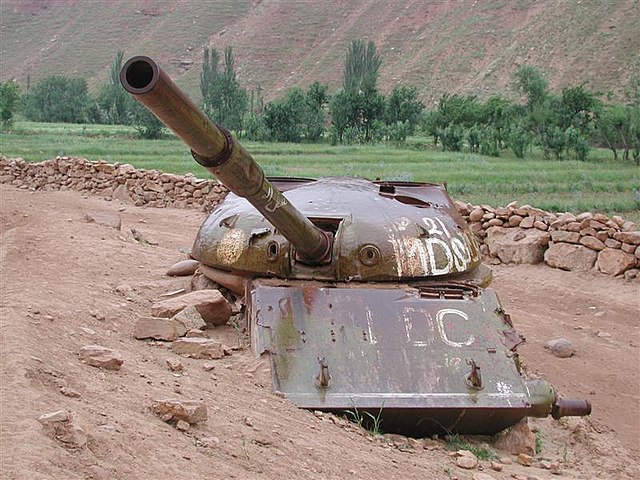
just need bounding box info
[552,397,592,419]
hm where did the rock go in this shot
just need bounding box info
[134,316,180,341]
[490,461,503,471]
[456,454,478,469]
[485,227,549,264]
[38,410,87,448]
[130,227,158,245]
[85,211,121,230]
[176,420,191,431]
[550,231,580,244]
[565,221,581,232]
[498,457,512,465]
[190,271,218,291]
[544,243,597,271]
[596,248,637,276]
[60,387,81,398]
[113,184,133,203]
[469,208,485,222]
[576,212,593,221]
[494,420,535,455]
[533,221,548,231]
[151,290,231,326]
[166,259,200,277]
[171,306,207,333]
[486,218,503,227]
[166,358,184,372]
[517,453,533,466]
[78,345,123,370]
[621,221,637,232]
[604,238,622,249]
[550,462,562,475]
[544,338,574,358]
[617,231,640,245]
[202,361,216,371]
[579,235,605,251]
[636,245,640,259]
[508,215,523,227]
[151,399,207,424]
[472,474,496,480]
[171,338,224,359]
[621,242,636,253]
[115,284,134,296]
[624,268,639,280]
[540,460,552,469]
[519,216,535,229]
[199,436,220,448]
[185,329,208,338]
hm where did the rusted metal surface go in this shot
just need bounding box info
[249,279,559,434]
[552,397,592,419]
[120,56,330,263]
[192,177,482,282]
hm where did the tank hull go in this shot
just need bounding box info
[249,279,557,435]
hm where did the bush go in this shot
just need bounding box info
[479,126,500,157]
[565,126,590,161]
[244,114,270,142]
[387,121,409,146]
[505,123,531,158]
[440,124,464,152]
[0,80,20,129]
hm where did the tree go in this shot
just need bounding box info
[24,76,93,123]
[330,40,385,143]
[261,83,330,143]
[384,85,424,135]
[0,80,20,129]
[97,51,134,124]
[130,100,164,139]
[263,88,306,142]
[513,65,549,109]
[200,46,248,133]
[303,81,329,142]
[559,85,599,135]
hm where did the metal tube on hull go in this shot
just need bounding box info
[120,56,331,263]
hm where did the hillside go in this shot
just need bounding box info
[1,0,639,104]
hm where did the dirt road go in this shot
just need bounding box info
[1,184,638,479]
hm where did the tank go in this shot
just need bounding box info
[121,56,591,435]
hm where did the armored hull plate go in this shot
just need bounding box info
[249,279,554,435]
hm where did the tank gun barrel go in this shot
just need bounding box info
[120,56,331,263]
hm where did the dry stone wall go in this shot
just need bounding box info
[2,155,639,279]
[0,156,227,211]
[455,201,640,279]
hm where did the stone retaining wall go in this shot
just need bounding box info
[2,155,639,279]
[0,156,227,211]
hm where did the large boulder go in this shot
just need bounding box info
[494,420,535,455]
[78,345,123,370]
[544,243,597,271]
[596,248,637,276]
[485,227,549,264]
[151,290,231,326]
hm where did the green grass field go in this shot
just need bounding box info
[2,121,639,222]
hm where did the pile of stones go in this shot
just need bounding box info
[456,201,640,278]
[0,155,227,211]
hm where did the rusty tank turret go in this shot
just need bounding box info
[121,56,591,435]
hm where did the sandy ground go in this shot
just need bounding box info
[1,184,638,480]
